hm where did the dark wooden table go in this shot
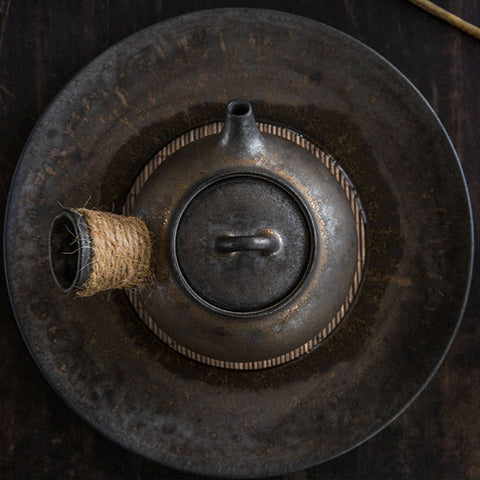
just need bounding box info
[1,1,479,479]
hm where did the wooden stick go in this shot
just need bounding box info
[408,0,480,40]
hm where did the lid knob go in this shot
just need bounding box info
[214,231,281,255]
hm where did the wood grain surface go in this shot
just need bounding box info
[1,1,479,479]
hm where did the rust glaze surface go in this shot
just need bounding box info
[1,1,479,479]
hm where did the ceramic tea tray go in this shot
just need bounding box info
[4,9,473,478]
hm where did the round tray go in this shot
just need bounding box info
[4,8,473,478]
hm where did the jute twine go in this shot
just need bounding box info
[75,208,153,296]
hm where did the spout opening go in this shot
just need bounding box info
[227,99,251,117]
[49,210,91,293]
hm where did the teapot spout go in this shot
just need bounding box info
[219,99,265,156]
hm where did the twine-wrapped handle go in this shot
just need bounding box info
[49,208,153,296]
